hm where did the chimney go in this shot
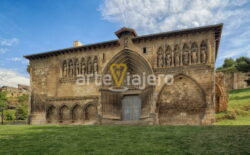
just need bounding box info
[73,40,83,47]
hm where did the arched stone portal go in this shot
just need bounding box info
[215,73,228,112]
[101,50,154,121]
[85,104,97,122]
[72,104,83,123]
[59,105,71,123]
[157,74,206,125]
[46,105,57,123]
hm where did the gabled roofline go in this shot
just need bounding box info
[24,23,223,60]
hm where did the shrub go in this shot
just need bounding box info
[4,109,16,120]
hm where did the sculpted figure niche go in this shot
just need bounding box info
[191,42,198,64]
[68,59,74,77]
[62,60,67,77]
[87,56,92,74]
[93,56,98,74]
[165,45,172,67]
[182,44,190,65]
[157,47,164,67]
[200,41,208,63]
[174,45,181,66]
[75,59,80,76]
[81,57,86,75]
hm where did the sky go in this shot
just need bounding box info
[0,0,250,87]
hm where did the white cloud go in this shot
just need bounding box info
[0,68,29,87]
[100,0,248,34]
[100,0,250,66]
[0,37,19,46]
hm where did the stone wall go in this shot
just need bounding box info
[220,72,250,90]
[25,25,222,125]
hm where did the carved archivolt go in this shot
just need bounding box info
[157,74,206,125]
[156,41,208,68]
[62,56,99,78]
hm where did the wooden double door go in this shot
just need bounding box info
[122,95,141,120]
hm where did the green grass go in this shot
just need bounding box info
[216,88,250,125]
[0,88,249,154]
[0,125,249,155]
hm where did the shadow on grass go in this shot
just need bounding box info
[229,95,250,100]
[0,125,250,155]
[229,88,250,94]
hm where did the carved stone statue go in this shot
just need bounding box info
[75,59,80,76]
[81,57,86,75]
[201,50,207,63]
[191,43,198,64]
[165,46,172,67]
[174,45,181,66]
[182,44,189,65]
[63,60,67,77]
[200,41,208,63]
[192,51,197,64]
[175,53,180,66]
[87,57,92,74]
[157,47,164,67]
[68,59,74,77]
[165,54,171,67]
[93,56,98,74]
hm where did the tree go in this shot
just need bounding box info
[235,56,250,72]
[216,58,236,72]
[223,58,235,68]
[16,94,29,120]
[0,91,7,125]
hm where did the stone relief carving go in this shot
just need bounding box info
[69,59,74,77]
[174,45,181,66]
[156,41,208,68]
[81,57,86,75]
[191,42,198,64]
[157,47,164,67]
[87,56,92,74]
[93,56,98,74]
[62,56,99,79]
[200,40,208,63]
[63,60,67,77]
[165,45,172,67]
[182,44,189,66]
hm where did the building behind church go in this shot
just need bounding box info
[24,24,223,125]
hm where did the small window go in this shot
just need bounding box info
[143,47,147,54]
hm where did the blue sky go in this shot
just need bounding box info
[0,0,250,86]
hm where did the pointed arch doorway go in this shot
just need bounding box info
[101,49,154,121]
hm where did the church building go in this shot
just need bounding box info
[24,24,223,125]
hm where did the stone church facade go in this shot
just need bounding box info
[24,24,223,125]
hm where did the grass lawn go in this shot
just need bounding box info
[0,88,249,154]
[0,125,249,155]
[216,88,250,125]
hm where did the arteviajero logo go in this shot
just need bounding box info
[109,64,127,88]
[76,63,174,92]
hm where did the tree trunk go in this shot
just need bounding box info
[1,110,3,125]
